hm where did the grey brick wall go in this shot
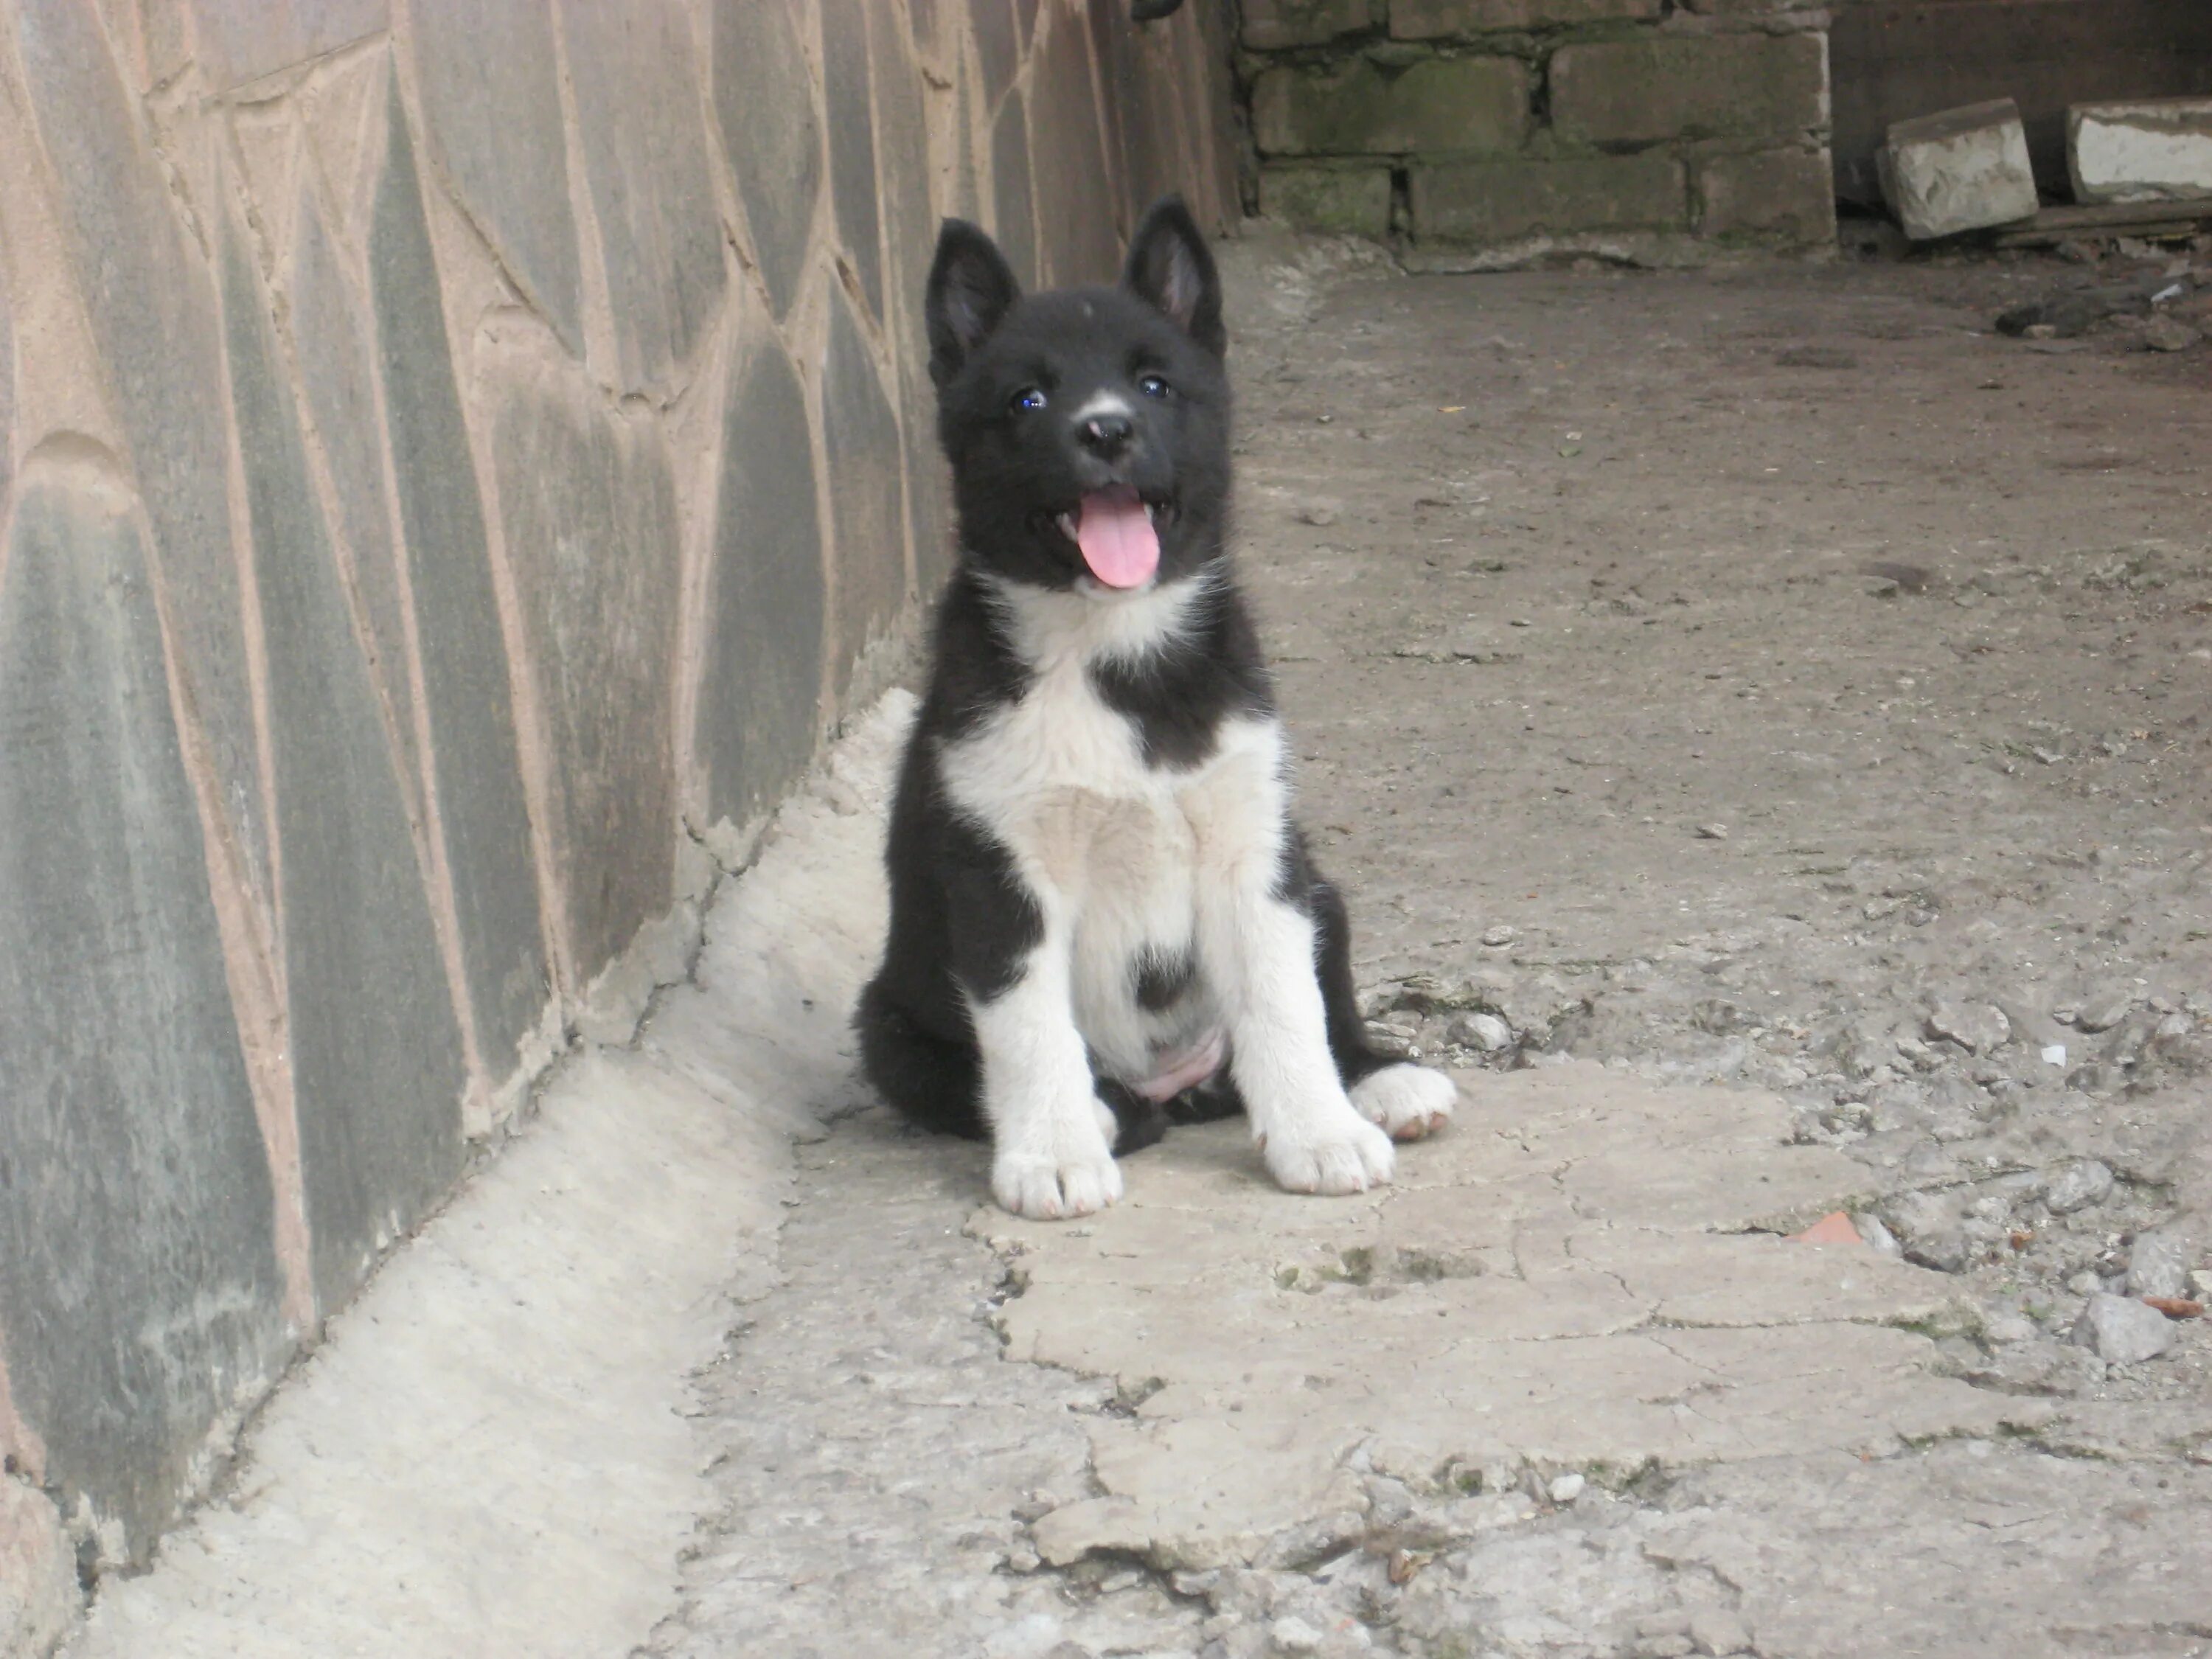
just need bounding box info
[1242,0,1837,263]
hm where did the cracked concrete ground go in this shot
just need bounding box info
[650,233,2212,1658]
[63,234,2212,1658]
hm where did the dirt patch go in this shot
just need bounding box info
[1228,228,2212,1318]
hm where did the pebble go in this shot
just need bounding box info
[1695,823,1729,841]
[1854,1212,1903,1259]
[2074,993,2134,1034]
[2143,314,2201,352]
[1688,1606,1753,1656]
[2126,1231,2192,1301]
[1365,1020,1419,1061]
[1548,1472,1586,1504]
[1481,925,1517,947]
[2191,1269,2212,1302]
[1926,1001,2010,1055]
[1295,501,1340,526]
[1270,1615,1324,1654]
[1448,1012,1514,1054]
[2072,1293,2177,1364]
[2044,1159,2115,1215]
[1882,1190,1969,1273]
[1983,1311,2037,1344]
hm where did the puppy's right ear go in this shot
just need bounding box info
[925,219,1021,386]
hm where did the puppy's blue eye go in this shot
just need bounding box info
[1010,387,1048,414]
[1138,373,1169,400]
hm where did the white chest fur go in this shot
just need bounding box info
[936,577,1288,1084]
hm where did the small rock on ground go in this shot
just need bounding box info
[1884,1189,1970,1273]
[1688,1604,1752,1656]
[2072,1293,2177,1363]
[1854,1212,1903,1258]
[2127,1231,2194,1300]
[1926,1000,2009,1054]
[2073,993,2134,1033]
[2045,1159,2115,1215]
[1447,1011,1514,1053]
[2143,315,2200,352]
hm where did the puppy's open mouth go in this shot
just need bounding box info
[1041,485,1178,589]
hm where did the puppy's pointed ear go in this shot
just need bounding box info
[1121,195,1224,357]
[925,219,1021,386]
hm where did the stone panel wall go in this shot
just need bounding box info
[0,0,1236,1633]
[1242,0,1837,265]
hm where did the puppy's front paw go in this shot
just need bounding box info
[992,1140,1124,1220]
[1351,1063,1458,1142]
[1259,1104,1395,1196]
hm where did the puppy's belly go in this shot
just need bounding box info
[1037,790,1223,1092]
[1075,964,1225,1098]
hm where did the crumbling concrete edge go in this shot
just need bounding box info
[36,693,915,1659]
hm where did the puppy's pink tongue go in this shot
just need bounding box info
[1074,488,1159,589]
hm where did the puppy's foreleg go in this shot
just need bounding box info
[968,920,1122,1220]
[1192,742,1394,1194]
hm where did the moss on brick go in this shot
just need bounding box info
[1390,0,1659,38]
[1244,0,1377,49]
[1411,151,1687,241]
[1550,34,1827,147]
[1260,164,1396,235]
[1253,55,1529,156]
[1695,147,1836,244]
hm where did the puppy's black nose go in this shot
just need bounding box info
[1079,414,1134,457]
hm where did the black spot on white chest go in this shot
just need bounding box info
[1131,946,1197,1013]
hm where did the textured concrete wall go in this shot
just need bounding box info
[0,0,1236,1627]
[1242,0,1837,265]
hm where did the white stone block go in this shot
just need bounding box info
[2069,99,2212,204]
[1880,98,2039,240]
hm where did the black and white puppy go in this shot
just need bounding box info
[858,198,1456,1220]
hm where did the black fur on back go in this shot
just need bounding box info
[857,198,1388,1152]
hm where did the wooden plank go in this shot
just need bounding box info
[1989,202,2212,246]
[1832,0,2212,205]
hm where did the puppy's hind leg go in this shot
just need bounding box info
[1096,1078,1171,1155]
[1307,863,1457,1144]
[857,978,987,1138]
[1307,874,1391,1091]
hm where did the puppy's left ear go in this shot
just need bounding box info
[1121,195,1224,358]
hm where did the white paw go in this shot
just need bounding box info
[1259,1101,1395,1196]
[992,1127,1124,1220]
[1351,1063,1458,1142]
